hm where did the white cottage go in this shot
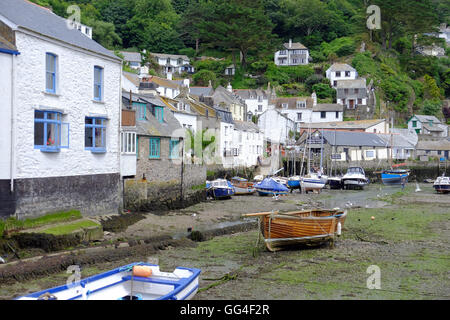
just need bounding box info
[0,0,122,219]
[326,63,358,87]
[232,121,264,168]
[274,39,310,66]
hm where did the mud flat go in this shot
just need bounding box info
[1,183,449,300]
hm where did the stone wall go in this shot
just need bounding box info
[5,173,121,219]
[124,135,206,211]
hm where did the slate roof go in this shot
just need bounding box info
[233,89,268,100]
[416,140,450,151]
[189,86,214,97]
[327,63,356,72]
[150,52,190,61]
[391,128,418,146]
[336,79,367,89]
[411,115,441,124]
[119,51,142,62]
[312,104,344,112]
[0,0,119,61]
[273,97,314,110]
[233,120,261,133]
[212,86,245,106]
[282,42,308,50]
[378,134,415,149]
[304,119,386,131]
[320,130,389,147]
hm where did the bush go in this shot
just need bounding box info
[312,83,335,99]
[178,47,196,58]
[320,37,356,58]
[421,99,442,117]
[193,70,217,87]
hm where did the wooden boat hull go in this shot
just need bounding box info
[256,209,347,252]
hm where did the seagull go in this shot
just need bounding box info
[0,256,5,264]
[272,194,279,201]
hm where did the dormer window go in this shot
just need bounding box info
[429,120,433,126]
[296,101,306,108]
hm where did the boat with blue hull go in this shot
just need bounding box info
[255,178,289,196]
[287,176,301,190]
[16,262,201,300]
[381,169,410,185]
[206,179,235,199]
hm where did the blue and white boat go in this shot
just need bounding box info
[206,179,235,199]
[381,169,409,186]
[16,262,201,300]
[300,173,326,193]
[255,178,289,196]
[433,175,450,194]
[287,176,301,189]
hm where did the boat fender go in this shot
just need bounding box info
[337,222,342,236]
[132,265,152,278]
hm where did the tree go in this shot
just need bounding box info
[193,70,217,87]
[422,99,442,117]
[423,74,442,100]
[86,19,122,49]
[196,0,276,69]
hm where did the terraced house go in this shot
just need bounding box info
[0,0,123,219]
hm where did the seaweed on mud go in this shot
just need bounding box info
[100,212,146,233]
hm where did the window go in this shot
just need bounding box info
[45,53,57,93]
[345,71,351,77]
[282,103,288,109]
[297,113,302,121]
[292,59,298,64]
[94,66,103,101]
[344,89,349,94]
[296,101,306,108]
[357,98,362,104]
[333,81,337,87]
[169,139,180,159]
[85,117,106,153]
[336,111,339,119]
[365,150,375,158]
[154,106,164,123]
[258,105,263,112]
[149,137,160,158]
[354,88,359,94]
[336,71,341,78]
[412,120,417,127]
[134,102,146,120]
[121,132,136,154]
[34,110,69,151]
[279,50,287,55]
[258,96,263,102]
[321,111,326,119]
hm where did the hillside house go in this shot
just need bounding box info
[326,63,358,87]
[336,78,369,109]
[407,115,448,138]
[274,39,310,66]
[150,53,194,75]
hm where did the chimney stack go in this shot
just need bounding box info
[289,39,292,48]
[166,72,173,80]
[311,92,317,106]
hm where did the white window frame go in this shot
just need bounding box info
[121,132,137,154]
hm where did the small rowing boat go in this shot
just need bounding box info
[16,263,201,300]
[231,177,255,195]
[243,209,347,252]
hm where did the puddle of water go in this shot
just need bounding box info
[319,184,404,209]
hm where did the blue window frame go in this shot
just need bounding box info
[34,110,69,152]
[94,66,103,101]
[154,106,164,123]
[169,139,180,159]
[85,117,106,153]
[134,102,147,121]
[45,53,57,93]
[149,137,160,159]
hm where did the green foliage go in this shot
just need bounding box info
[312,83,335,100]
[320,37,356,57]
[193,70,217,87]
[421,99,442,117]
[423,75,442,100]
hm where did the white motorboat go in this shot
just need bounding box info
[433,175,450,194]
[342,167,369,190]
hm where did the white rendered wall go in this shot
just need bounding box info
[173,112,197,133]
[327,70,358,86]
[13,31,122,179]
[311,111,343,122]
[258,110,294,144]
[244,98,269,116]
[0,52,13,179]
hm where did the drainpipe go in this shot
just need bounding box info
[10,53,16,193]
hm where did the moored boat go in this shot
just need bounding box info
[328,176,343,189]
[342,167,369,190]
[17,262,201,300]
[254,178,289,196]
[381,169,410,186]
[230,177,255,195]
[206,179,235,199]
[287,176,301,190]
[433,175,450,194]
[300,172,325,193]
[243,209,347,252]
